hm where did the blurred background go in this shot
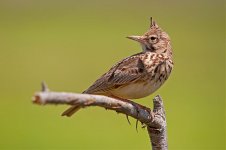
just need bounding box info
[0,0,225,149]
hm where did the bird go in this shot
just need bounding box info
[62,18,173,117]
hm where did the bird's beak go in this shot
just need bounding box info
[126,35,146,44]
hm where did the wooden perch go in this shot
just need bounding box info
[33,82,168,150]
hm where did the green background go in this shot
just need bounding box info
[0,0,225,149]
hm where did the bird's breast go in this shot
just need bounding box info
[110,81,154,99]
[112,60,172,99]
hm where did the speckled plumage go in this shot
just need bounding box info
[62,18,173,117]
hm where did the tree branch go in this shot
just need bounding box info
[32,82,168,150]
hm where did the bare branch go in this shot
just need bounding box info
[33,83,168,150]
[147,95,168,150]
[41,81,49,92]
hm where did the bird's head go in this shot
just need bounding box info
[127,18,171,54]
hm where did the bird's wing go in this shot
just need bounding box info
[83,52,147,94]
[62,52,168,117]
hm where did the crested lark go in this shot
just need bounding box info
[62,18,173,117]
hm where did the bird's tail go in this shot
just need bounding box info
[61,91,87,117]
[61,104,81,117]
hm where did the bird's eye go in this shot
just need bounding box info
[150,36,157,40]
[149,36,158,43]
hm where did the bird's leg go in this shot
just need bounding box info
[136,119,139,132]
[108,95,134,126]
[108,95,142,130]
[126,115,131,125]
